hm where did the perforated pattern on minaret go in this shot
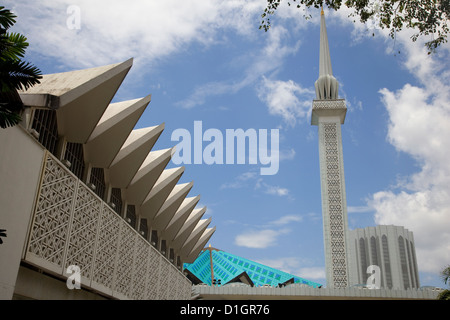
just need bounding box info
[323,122,348,288]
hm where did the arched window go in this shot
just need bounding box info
[410,241,420,288]
[382,235,392,289]
[359,238,368,283]
[370,236,379,266]
[398,236,410,289]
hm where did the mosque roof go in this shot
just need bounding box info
[184,246,322,288]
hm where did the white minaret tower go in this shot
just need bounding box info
[311,8,350,289]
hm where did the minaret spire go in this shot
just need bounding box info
[314,7,339,100]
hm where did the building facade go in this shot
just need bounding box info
[348,225,420,290]
[0,59,215,300]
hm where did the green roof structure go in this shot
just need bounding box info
[184,246,322,288]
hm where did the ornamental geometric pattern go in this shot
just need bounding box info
[92,206,121,291]
[65,182,101,281]
[313,99,346,110]
[25,152,192,300]
[184,248,322,288]
[320,122,348,288]
[27,155,75,272]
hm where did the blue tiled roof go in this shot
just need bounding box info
[184,248,322,288]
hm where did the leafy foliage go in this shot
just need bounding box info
[437,264,450,300]
[441,265,450,286]
[0,229,6,244]
[0,6,42,129]
[260,0,449,54]
[0,59,42,92]
[437,289,450,300]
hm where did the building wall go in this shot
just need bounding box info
[0,126,192,300]
[192,283,441,300]
[13,266,107,300]
[0,125,45,299]
[348,225,420,290]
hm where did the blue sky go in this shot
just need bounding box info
[7,0,450,288]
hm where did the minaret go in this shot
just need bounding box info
[311,7,350,289]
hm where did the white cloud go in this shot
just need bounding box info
[221,170,291,197]
[220,170,258,189]
[234,229,281,249]
[257,77,314,127]
[255,257,325,280]
[370,81,450,273]
[10,0,313,124]
[8,0,265,69]
[270,215,303,225]
[366,29,450,275]
[279,148,296,161]
[234,214,303,248]
[176,24,302,109]
[255,178,291,198]
[263,184,290,197]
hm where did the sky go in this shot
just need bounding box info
[6,0,450,289]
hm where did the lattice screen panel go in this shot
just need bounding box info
[64,182,102,283]
[130,236,149,300]
[25,152,192,299]
[321,122,348,288]
[113,221,136,298]
[147,247,162,299]
[91,205,121,295]
[26,155,76,273]
[160,261,171,300]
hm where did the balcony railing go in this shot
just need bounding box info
[23,151,192,300]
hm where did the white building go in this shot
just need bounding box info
[0,58,215,300]
[348,225,420,290]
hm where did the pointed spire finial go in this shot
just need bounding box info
[314,6,339,100]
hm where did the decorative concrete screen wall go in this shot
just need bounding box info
[24,151,192,300]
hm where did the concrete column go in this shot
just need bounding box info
[312,99,349,288]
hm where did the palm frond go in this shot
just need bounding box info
[0,59,42,92]
[0,32,29,61]
[0,6,16,30]
[0,228,6,244]
[0,105,22,128]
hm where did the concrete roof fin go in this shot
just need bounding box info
[84,95,151,167]
[108,124,164,187]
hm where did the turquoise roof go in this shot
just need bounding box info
[184,248,322,288]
